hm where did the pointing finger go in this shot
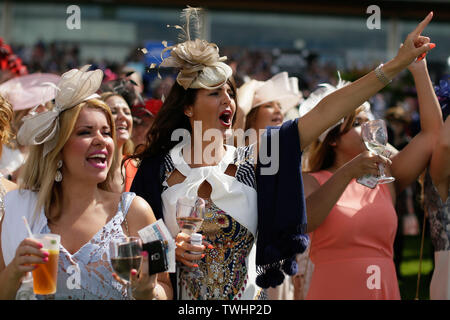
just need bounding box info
[411,12,433,37]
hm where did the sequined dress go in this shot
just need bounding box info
[161,141,261,300]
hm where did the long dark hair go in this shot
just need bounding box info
[131,77,238,160]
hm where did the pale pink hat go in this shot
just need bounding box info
[0,73,60,110]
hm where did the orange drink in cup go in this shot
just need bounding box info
[32,234,60,295]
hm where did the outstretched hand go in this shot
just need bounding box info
[395,12,435,69]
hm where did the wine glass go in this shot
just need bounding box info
[361,119,395,184]
[175,197,206,290]
[110,236,143,298]
[176,197,206,235]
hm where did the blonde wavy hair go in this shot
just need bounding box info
[0,94,14,155]
[19,99,118,222]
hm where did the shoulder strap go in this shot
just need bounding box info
[119,192,136,236]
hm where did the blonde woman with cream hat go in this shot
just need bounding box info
[0,66,172,300]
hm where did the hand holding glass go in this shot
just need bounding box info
[176,197,206,235]
[175,197,206,280]
[110,236,143,297]
[361,119,395,184]
[32,233,60,295]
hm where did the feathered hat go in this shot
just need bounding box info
[151,6,232,90]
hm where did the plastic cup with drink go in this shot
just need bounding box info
[31,233,60,295]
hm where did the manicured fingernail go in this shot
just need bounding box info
[42,251,49,257]
[417,53,426,61]
[112,273,117,278]
[142,251,148,258]
[429,43,436,49]
[131,269,137,276]
[208,244,214,249]
[42,257,48,263]
[38,243,43,249]
[193,264,199,268]
[201,254,205,259]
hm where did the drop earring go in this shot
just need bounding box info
[55,160,63,182]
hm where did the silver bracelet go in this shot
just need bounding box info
[374,63,392,86]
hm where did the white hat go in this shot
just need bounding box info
[299,77,373,142]
[237,72,302,116]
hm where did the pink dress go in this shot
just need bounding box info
[306,171,401,300]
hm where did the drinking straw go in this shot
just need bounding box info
[23,216,55,289]
[22,216,34,239]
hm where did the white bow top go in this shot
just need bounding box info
[161,140,258,238]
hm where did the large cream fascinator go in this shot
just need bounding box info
[17,65,103,157]
[237,72,302,117]
[299,75,373,142]
[153,7,232,90]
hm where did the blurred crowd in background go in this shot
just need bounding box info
[1,33,448,286]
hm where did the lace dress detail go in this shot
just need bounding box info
[0,175,6,222]
[37,192,136,300]
[424,170,450,251]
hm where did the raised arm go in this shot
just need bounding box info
[429,116,450,201]
[390,57,444,192]
[298,12,435,151]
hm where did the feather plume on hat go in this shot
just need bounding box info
[150,6,232,90]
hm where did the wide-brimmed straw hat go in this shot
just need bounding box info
[237,72,302,116]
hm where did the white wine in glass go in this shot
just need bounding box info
[361,119,395,184]
[175,197,206,285]
[176,197,206,235]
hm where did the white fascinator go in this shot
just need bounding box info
[299,75,372,142]
[237,72,302,117]
[17,65,103,157]
[152,7,232,90]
